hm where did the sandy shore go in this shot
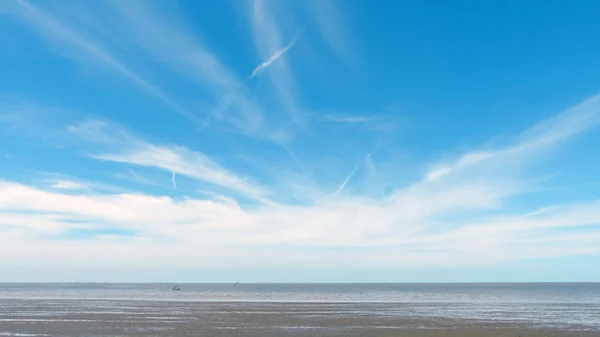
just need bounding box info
[0,299,597,336]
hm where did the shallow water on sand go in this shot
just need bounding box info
[0,283,599,335]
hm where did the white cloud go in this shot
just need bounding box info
[95,146,270,203]
[425,151,494,182]
[1,91,599,276]
[50,180,85,190]
[0,178,599,271]
[4,92,600,255]
[68,119,272,203]
[0,181,254,236]
[3,0,600,279]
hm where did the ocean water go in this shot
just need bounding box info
[0,283,599,333]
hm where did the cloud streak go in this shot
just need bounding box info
[321,115,378,124]
[249,0,304,125]
[5,0,200,123]
[5,0,295,141]
[68,120,272,204]
[307,0,357,65]
[333,164,359,195]
[247,32,303,81]
[424,93,600,182]
[109,0,293,141]
[50,181,86,190]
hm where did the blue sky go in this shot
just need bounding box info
[1,0,600,282]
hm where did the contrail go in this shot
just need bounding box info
[199,91,236,130]
[333,164,359,195]
[332,142,382,196]
[171,172,177,189]
[366,140,382,160]
[201,31,303,129]
[246,31,304,81]
[365,140,382,175]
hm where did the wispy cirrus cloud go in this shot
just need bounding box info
[2,0,360,148]
[109,0,293,141]
[425,94,600,182]
[50,180,86,190]
[320,115,378,124]
[3,0,201,123]
[249,0,304,125]
[3,0,292,141]
[68,120,272,204]
[107,0,241,98]
[112,169,168,189]
[3,89,600,275]
[306,0,357,65]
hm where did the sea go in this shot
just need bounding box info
[0,283,599,334]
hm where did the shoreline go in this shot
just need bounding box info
[1,281,598,284]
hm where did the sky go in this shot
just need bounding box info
[1,0,600,283]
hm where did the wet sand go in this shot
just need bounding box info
[0,299,597,336]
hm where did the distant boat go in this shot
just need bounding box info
[234,282,239,287]
[172,285,181,291]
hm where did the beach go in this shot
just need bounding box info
[1,299,598,336]
[1,283,599,336]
